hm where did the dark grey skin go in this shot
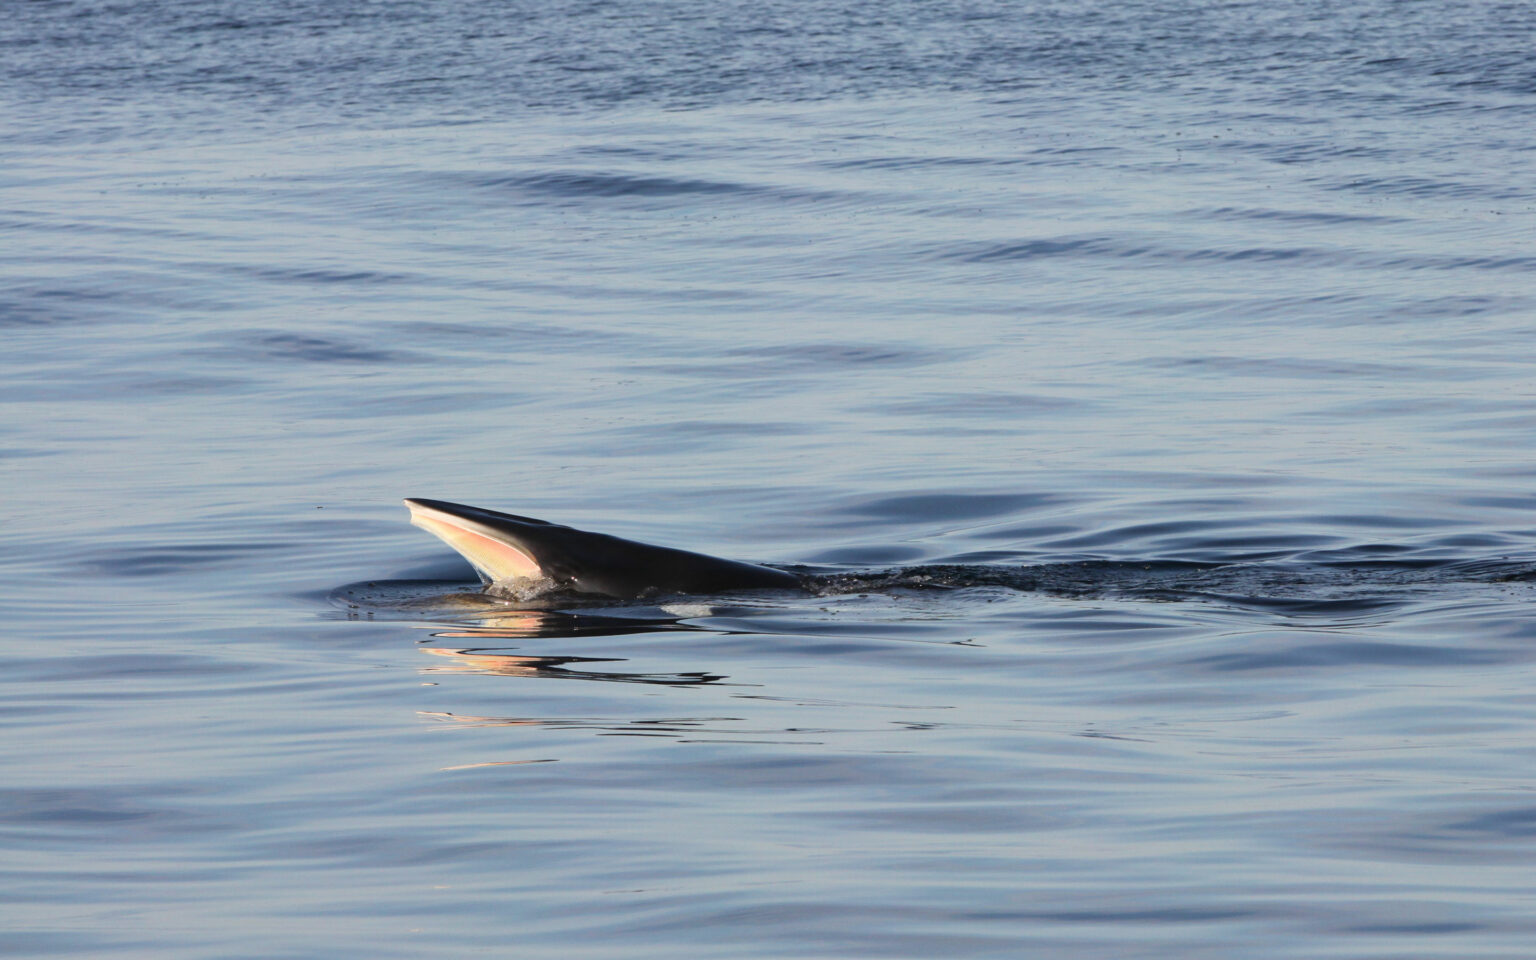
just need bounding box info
[404,498,804,600]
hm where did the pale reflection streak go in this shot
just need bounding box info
[419,710,826,746]
[423,712,740,732]
[418,606,706,639]
[418,646,727,685]
[439,759,558,770]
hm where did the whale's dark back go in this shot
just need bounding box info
[514,523,802,598]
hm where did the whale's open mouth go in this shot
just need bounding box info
[404,498,543,584]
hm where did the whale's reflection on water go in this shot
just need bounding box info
[420,705,831,752]
[420,607,709,641]
[422,711,746,733]
[400,601,858,750]
[420,702,833,748]
[409,602,730,685]
[417,646,727,685]
[337,580,764,685]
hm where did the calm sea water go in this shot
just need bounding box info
[6,1,1536,957]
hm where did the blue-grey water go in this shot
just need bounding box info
[6,1,1536,957]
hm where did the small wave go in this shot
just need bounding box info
[929,234,1536,273]
[860,391,1091,421]
[931,235,1353,268]
[1190,206,1404,226]
[727,342,960,368]
[78,541,297,578]
[942,237,1111,263]
[0,301,63,329]
[175,17,299,34]
[636,341,967,379]
[1184,638,1503,672]
[818,155,1010,172]
[321,389,533,419]
[249,267,413,286]
[1315,174,1527,202]
[471,170,853,207]
[487,171,747,198]
[211,331,422,364]
[835,491,1067,524]
[1142,354,1420,380]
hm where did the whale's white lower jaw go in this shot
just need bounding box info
[405,500,543,583]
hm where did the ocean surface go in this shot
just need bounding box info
[5,1,1536,957]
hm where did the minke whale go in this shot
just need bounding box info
[404,498,804,600]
